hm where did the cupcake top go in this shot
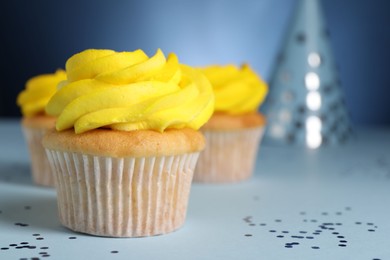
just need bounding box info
[16,70,66,117]
[200,64,268,115]
[46,49,214,134]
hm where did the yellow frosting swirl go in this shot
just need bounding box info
[46,49,214,134]
[201,64,268,114]
[16,70,67,117]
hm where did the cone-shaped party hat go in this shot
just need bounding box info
[261,0,352,148]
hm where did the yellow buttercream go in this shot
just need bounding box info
[16,70,67,117]
[46,49,214,134]
[200,64,268,114]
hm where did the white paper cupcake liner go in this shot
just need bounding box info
[45,150,199,237]
[194,127,264,183]
[22,126,54,187]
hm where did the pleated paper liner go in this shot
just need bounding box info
[45,150,199,237]
[194,127,265,183]
[22,126,55,187]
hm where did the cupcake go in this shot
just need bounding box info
[194,64,268,183]
[42,48,214,237]
[16,69,67,186]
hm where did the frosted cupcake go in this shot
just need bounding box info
[16,70,66,186]
[194,64,268,183]
[42,48,214,237]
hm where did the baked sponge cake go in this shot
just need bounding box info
[42,48,214,237]
[16,70,66,186]
[194,64,268,183]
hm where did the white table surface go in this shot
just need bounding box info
[0,118,389,260]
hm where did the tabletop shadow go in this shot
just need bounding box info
[0,194,63,232]
[0,160,34,187]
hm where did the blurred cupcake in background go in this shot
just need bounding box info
[194,64,268,183]
[16,69,66,186]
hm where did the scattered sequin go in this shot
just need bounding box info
[291,235,304,239]
[241,209,380,252]
[14,223,29,227]
[243,216,252,223]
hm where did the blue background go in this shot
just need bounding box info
[1,0,389,125]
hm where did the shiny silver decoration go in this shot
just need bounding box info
[261,0,352,148]
[308,52,321,67]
